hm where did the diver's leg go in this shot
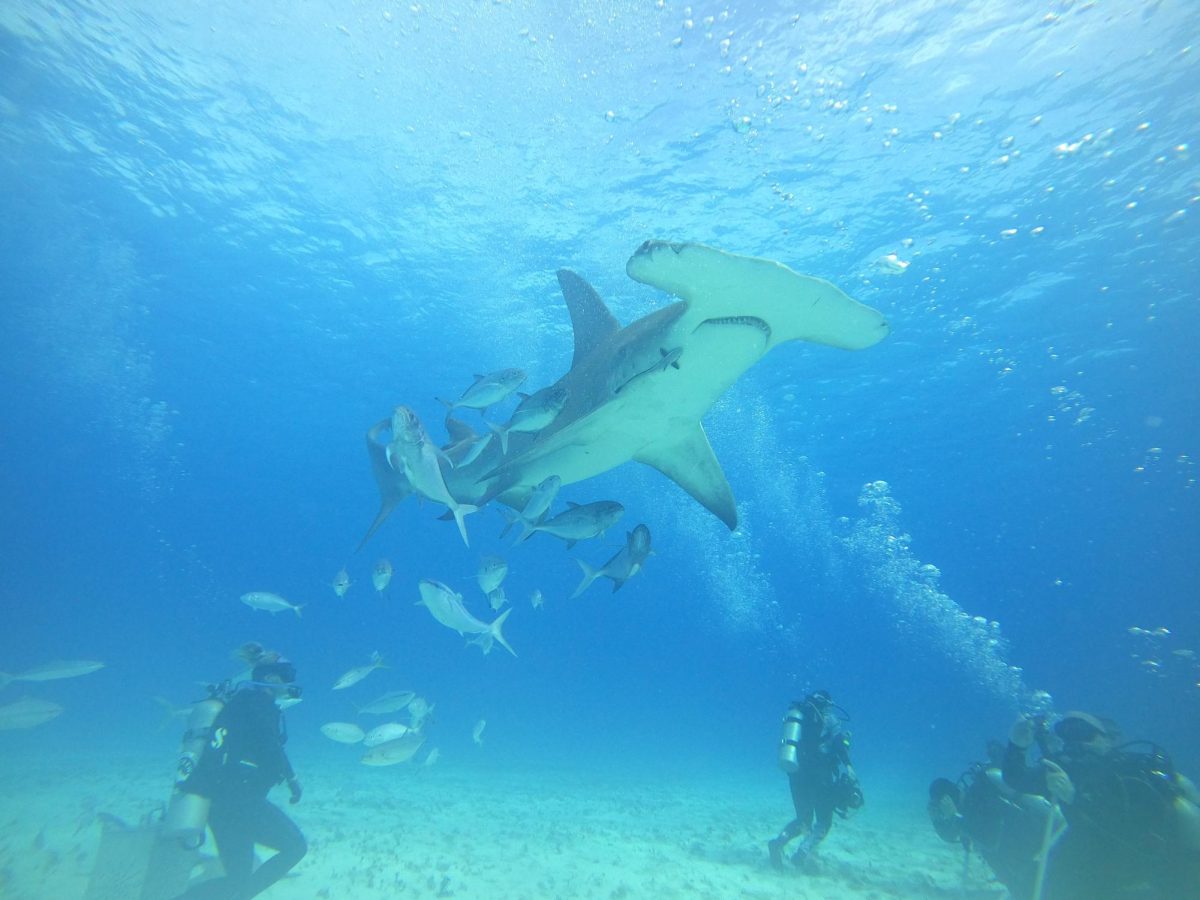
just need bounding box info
[792,791,834,867]
[171,800,255,899]
[769,773,811,868]
[234,800,306,899]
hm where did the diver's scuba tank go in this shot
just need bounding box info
[163,685,227,849]
[778,702,805,773]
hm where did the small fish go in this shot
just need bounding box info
[486,384,568,452]
[372,559,393,594]
[518,500,625,547]
[239,592,303,618]
[571,524,654,599]
[356,690,416,715]
[363,722,410,747]
[361,732,427,766]
[530,589,544,610]
[423,747,441,767]
[320,722,365,744]
[332,568,352,598]
[333,651,386,690]
[500,475,562,542]
[0,697,64,731]
[477,555,508,595]
[472,719,487,746]
[613,346,683,395]
[441,417,493,469]
[277,696,304,711]
[487,587,508,611]
[0,660,105,689]
[386,406,479,546]
[408,696,435,731]
[437,368,527,412]
[416,580,517,657]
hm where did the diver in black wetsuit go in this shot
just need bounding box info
[1002,711,1200,900]
[768,690,860,870]
[175,652,307,900]
[928,746,1053,900]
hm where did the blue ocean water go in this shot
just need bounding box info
[1,0,1197,879]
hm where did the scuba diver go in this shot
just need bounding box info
[170,644,307,900]
[928,742,1054,900]
[1002,710,1200,899]
[768,690,862,870]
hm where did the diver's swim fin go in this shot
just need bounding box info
[84,814,217,900]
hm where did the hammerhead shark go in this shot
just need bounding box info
[359,240,888,547]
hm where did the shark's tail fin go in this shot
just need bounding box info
[570,559,602,599]
[293,605,304,619]
[451,503,480,547]
[489,608,517,657]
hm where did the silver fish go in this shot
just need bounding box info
[0,659,105,689]
[486,384,568,452]
[487,586,508,611]
[333,651,385,690]
[441,417,493,469]
[571,524,654,598]
[408,696,435,731]
[386,406,478,546]
[416,579,516,657]
[361,732,427,766]
[530,589,544,609]
[612,346,683,394]
[239,592,303,618]
[472,719,487,745]
[363,722,410,747]
[437,368,527,411]
[518,500,625,548]
[477,555,508,594]
[372,559,393,593]
[501,475,562,542]
[332,568,352,598]
[320,722,365,744]
[0,697,64,730]
[356,690,416,715]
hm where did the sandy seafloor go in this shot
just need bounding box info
[0,746,1009,900]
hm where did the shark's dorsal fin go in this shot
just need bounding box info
[443,416,477,445]
[556,269,621,369]
[634,424,737,529]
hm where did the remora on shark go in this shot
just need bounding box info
[359,240,888,546]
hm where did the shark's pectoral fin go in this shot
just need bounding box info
[635,424,737,529]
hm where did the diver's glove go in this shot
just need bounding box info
[287,778,303,805]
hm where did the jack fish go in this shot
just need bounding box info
[487,384,568,452]
[571,524,654,598]
[476,555,508,595]
[0,697,64,730]
[0,660,104,689]
[240,592,303,618]
[372,559,393,594]
[321,722,365,744]
[437,368,527,411]
[333,651,386,690]
[386,406,478,546]
[361,732,426,766]
[416,579,516,657]
[518,500,624,547]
